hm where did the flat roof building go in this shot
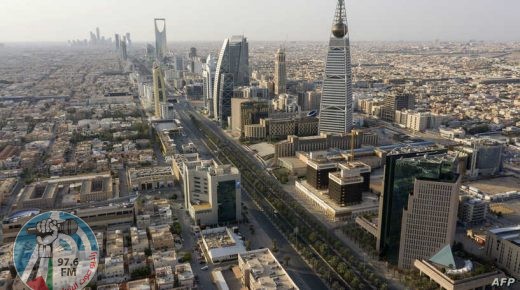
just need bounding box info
[201,227,246,263]
[238,248,299,290]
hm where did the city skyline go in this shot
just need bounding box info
[1,0,519,43]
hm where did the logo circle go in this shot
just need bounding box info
[13,211,99,290]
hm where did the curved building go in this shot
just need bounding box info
[213,36,249,124]
[154,18,168,61]
[203,54,217,116]
[318,0,353,134]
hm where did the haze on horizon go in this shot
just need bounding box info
[1,0,518,43]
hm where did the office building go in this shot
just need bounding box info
[319,0,353,134]
[458,138,504,178]
[203,54,217,115]
[377,145,452,265]
[382,94,415,122]
[153,63,167,118]
[328,161,371,205]
[213,36,249,122]
[154,18,167,60]
[231,98,269,134]
[182,159,241,226]
[217,73,234,126]
[274,48,287,95]
[458,196,488,225]
[486,225,520,279]
[306,154,338,190]
[398,169,460,269]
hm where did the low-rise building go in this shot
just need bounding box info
[486,225,520,279]
[149,224,175,251]
[155,266,175,290]
[128,166,174,192]
[130,227,149,252]
[175,263,194,288]
[127,278,152,290]
[201,227,246,263]
[152,250,177,271]
[238,248,299,290]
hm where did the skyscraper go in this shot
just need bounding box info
[397,156,460,269]
[318,0,353,134]
[96,27,100,42]
[203,54,217,115]
[213,35,249,122]
[125,32,132,47]
[382,93,415,122]
[120,38,128,61]
[377,145,452,264]
[114,33,120,50]
[154,18,167,61]
[153,63,167,118]
[218,73,235,126]
[274,48,287,95]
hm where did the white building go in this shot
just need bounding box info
[183,159,241,226]
[201,227,246,263]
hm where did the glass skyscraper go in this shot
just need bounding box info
[318,0,353,134]
[213,35,249,123]
[377,146,454,264]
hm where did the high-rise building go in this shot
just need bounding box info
[114,33,120,50]
[125,32,132,47]
[120,38,128,61]
[96,27,100,42]
[203,55,217,115]
[398,166,460,269]
[213,36,249,122]
[182,159,241,226]
[231,98,269,134]
[153,63,167,118]
[154,18,168,61]
[377,145,452,264]
[382,94,415,122]
[328,161,371,205]
[318,0,353,134]
[218,73,235,126]
[274,48,287,95]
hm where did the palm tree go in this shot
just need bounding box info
[283,255,291,267]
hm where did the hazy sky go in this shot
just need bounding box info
[1,0,518,42]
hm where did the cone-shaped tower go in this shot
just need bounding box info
[318,0,353,134]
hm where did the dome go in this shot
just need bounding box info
[332,22,348,38]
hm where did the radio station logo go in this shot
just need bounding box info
[13,211,99,290]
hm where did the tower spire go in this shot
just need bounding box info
[332,0,348,38]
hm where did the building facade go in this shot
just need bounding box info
[213,36,249,122]
[398,174,461,269]
[274,48,287,95]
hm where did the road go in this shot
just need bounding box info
[171,101,329,290]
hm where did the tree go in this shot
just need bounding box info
[245,240,252,251]
[131,266,151,279]
[183,252,192,262]
[283,255,291,267]
[170,222,182,235]
[144,248,152,256]
[272,239,278,252]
